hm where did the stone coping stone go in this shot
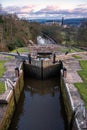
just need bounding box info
[0,89,13,104]
[62,53,87,129]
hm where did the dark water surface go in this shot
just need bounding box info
[9,77,67,130]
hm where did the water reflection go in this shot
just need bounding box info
[25,77,59,96]
[9,77,67,130]
[37,36,52,45]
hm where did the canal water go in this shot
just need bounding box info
[37,36,52,45]
[8,77,68,130]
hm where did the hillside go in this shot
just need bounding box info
[28,18,87,26]
[0,14,41,51]
[0,14,87,52]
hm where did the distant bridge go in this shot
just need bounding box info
[41,32,57,44]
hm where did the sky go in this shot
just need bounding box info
[0,0,87,19]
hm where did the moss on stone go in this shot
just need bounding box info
[60,78,73,122]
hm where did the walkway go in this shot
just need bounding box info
[0,54,21,103]
[62,53,87,129]
[0,45,87,129]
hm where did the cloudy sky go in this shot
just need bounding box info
[0,0,87,19]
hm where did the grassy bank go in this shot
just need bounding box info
[0,61,6,77]
[11,47,29,53]
[75,60,87,108]
[0,82,5,94]
[73,55,82,59]
[0,60,6,94]
[0,47,28,94]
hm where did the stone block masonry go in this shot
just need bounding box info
[0,49,86,130]
[0,61,24,130]
[60,55,87,130]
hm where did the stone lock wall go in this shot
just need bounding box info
[0,70,24,130]
[60,73,79,130]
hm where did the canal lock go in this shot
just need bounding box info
[8,57,69,130]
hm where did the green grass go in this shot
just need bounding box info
[79,60,87,70]
[59,47,83,54]
[0,47,28,94]
[0,60,6,77]
[11,47,29,53]
[78,70,87,82]
[75,83,87,108]
[0,82,5,94]
[75,60,87,108]
[0,61,6,94]
[6,55,13,59]
[59,48,73,53]
[73,55,82,59]
[72,47,84,52]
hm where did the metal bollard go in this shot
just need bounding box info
[53,53,56,64]
[59,60,63,69]
[15,67,19,77]
[28,53,31,64]
[63,67,67,78]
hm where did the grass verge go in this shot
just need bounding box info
[0,82,5,94]
[11,47,29,53]
[0,60,6,77]
[73,55,82,59]
[59,46,83,54]
[75,60,87,108]
[0,60,6,94]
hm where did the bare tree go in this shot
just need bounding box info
[0,4,3,14]
[77,21,87,47]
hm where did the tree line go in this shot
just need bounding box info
[0,13,41,51]
[41,21,87,49]
[0,6,87,51]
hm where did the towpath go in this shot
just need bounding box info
[61,52,87,129]
[0,45,87,129]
